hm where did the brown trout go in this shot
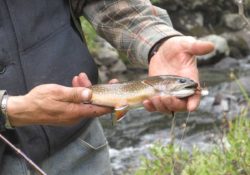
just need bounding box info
[89,75,200,123]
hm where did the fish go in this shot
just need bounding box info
[89,75,200,124]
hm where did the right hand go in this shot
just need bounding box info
[7,76,112,127]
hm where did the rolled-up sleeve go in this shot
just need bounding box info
[83,0,182,66]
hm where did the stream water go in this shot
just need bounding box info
[100,66,250,175]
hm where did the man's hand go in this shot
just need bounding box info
[7,74,112,127]
[144,36,214,113]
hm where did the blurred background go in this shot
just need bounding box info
[81,1,250,174]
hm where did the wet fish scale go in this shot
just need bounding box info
[90,75,197,108]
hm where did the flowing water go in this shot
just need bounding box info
[100,66,250,175]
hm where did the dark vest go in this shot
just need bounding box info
[0,0,98,163]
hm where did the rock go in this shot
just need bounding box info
[239,55,250,69]
[213,93,223,105]
[221,32,250,58]
[94,37,120,65]
[168,0,214,10]
[198,96,215,112]
[179,12,204,30]
[109,60,127,73]
[221,99,229,111]
[223,13,245,31]
[156,1,249,55]
[92,36,127,82]
[229,76,250,94]
[197,35,230,66]
[98,66,109,82]
[196,79,247,120]
[172,11,207,35]
[214,57,239,69]
[103,76,250,175]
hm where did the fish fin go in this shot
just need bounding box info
[112,105,129,125]
[141,80,161,93]
[141,80,153,87]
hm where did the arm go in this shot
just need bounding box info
[82,0,214,113]
[4,74,112,128]
[83,0,182,66]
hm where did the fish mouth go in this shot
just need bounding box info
[183,82,198,90]
[171,82,198,98]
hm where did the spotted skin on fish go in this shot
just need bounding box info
[89,75,198,122]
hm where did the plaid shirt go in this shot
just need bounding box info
[83,0,182,66]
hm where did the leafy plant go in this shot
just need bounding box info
[136,144,190,175]
[182,109,250,175]
[80,17,98,53]
[136,73,250,175]
[136,110,250,175]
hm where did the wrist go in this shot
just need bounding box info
[7,95,28,127]
[148,38,167,63]
[0,91,15,129]
[1,94,14,129]
[148,35,182,63]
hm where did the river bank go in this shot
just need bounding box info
[80,1,250,174]
[100,63,250,174]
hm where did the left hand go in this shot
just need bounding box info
[144,36,214,113]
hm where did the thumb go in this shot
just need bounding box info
[189,40,214,56]
[63,87,92,103]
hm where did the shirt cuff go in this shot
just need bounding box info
[130,24,183,67]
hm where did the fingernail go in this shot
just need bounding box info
[82,89,91,102]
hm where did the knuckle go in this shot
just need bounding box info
[72,89,79,100]
[71,88,81,102]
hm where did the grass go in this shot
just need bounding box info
[183,109,250,175]
[135,73,250,175]
[80,15,250,174]
[135,109,250,175]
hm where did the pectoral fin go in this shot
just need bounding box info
[112,105,129,125]
[142,80,161,93]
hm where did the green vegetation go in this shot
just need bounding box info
[80,16,130,65]
[183,109,250,175]
[136,74,250,175]
[80,17,98,53]
[136,110,250,175]
[150,0,161,4]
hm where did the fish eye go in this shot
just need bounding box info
[178,79,187,83]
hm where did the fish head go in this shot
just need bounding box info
[144,75,198,98]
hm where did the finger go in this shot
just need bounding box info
[109,79,119,84]
[36,104,112,126]
[78,73,92,87]
[150,96,171,113]
[57,104,113,125]
[62,87,92,103]
[66,104,113,122]
[190,40,214,56]
[187,93,201,112]
[80,104,113,117]
[161,96,187,112]
[143,99,157,112]
[72,76,80,87]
